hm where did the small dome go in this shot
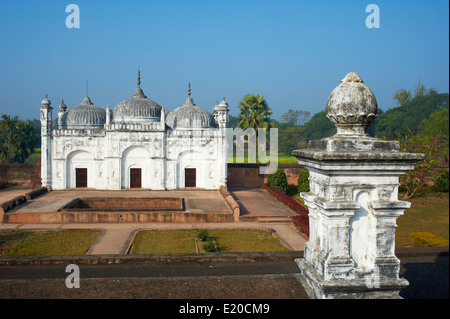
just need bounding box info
[166,97,216,129]
[113,87,162,122]
[61,96,106,129]
[214,97,229,112]
[326,72,377,136]
[41,95,51,107]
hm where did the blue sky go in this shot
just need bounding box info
[0,0,448,121]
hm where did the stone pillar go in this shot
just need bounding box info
[292,72,423,299]
[40,95,53,189]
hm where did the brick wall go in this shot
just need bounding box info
[0,163,303,189]
[0,163,41,188]
[227,164,304,188]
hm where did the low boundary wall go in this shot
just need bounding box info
[219,185,240,221]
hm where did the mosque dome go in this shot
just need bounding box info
[166,96,216,129]
[113,71,162,123]
[113,87,162,123]
[61,96,106,129]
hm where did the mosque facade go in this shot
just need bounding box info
[39,75,229,190]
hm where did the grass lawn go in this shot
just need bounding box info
[0,229,102,256]
[211,229,289,252]
[129,229,198,254]
[396,191,449,247]
[129,229,289,254]
[24,148,41,164]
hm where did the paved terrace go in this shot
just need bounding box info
[1,187,447,300]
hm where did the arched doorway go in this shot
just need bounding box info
[121,146,150,189]
[66,150,93,189]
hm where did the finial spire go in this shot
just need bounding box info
[188,83,191,96]
[138,67,141,88]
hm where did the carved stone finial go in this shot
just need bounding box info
[326,72,377,136]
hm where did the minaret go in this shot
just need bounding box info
[57,99,67,129]
[40,94,53,189]
[106,105,111,125]
[214,97,229,187]
[216,97,229,129]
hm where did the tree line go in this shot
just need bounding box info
[229,82,449,156]
[0,115,40,163]
[229,81,449,198]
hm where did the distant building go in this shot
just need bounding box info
[40,74,229,190]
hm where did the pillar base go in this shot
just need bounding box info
[295,258,409,299]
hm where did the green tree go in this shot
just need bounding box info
[413,79,436,98]
[278,126,306,154]
[237,94,272,130]
[0,114,18,163]
[227,115,239,128]
[419,107,449,145]
[397,130,448,199]
[393,89,411,107]
[373,93,449,139]
[12,121,38,163]
[302,111,336,141]
[280,109,310,126]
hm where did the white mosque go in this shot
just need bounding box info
[39,73,229,190]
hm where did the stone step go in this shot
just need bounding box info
[257,217,293,224]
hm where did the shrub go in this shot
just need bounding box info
[264,184,309,237]
[267,168,288,194]
[397,131,448,199]
[410,232,449,247]
[298,169,310,193]
[197,230,209,241]
[203,240,217,252]
[433,170,449,192]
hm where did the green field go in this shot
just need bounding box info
[228,154,298,165]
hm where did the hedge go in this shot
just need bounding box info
[410,232,449,247]
[298,169,310,193]
[264,184,309,237]
[267,169,288,194]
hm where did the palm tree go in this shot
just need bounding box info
[0,114,18,163]
[237,94,273,130]
[13,121,37,163]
